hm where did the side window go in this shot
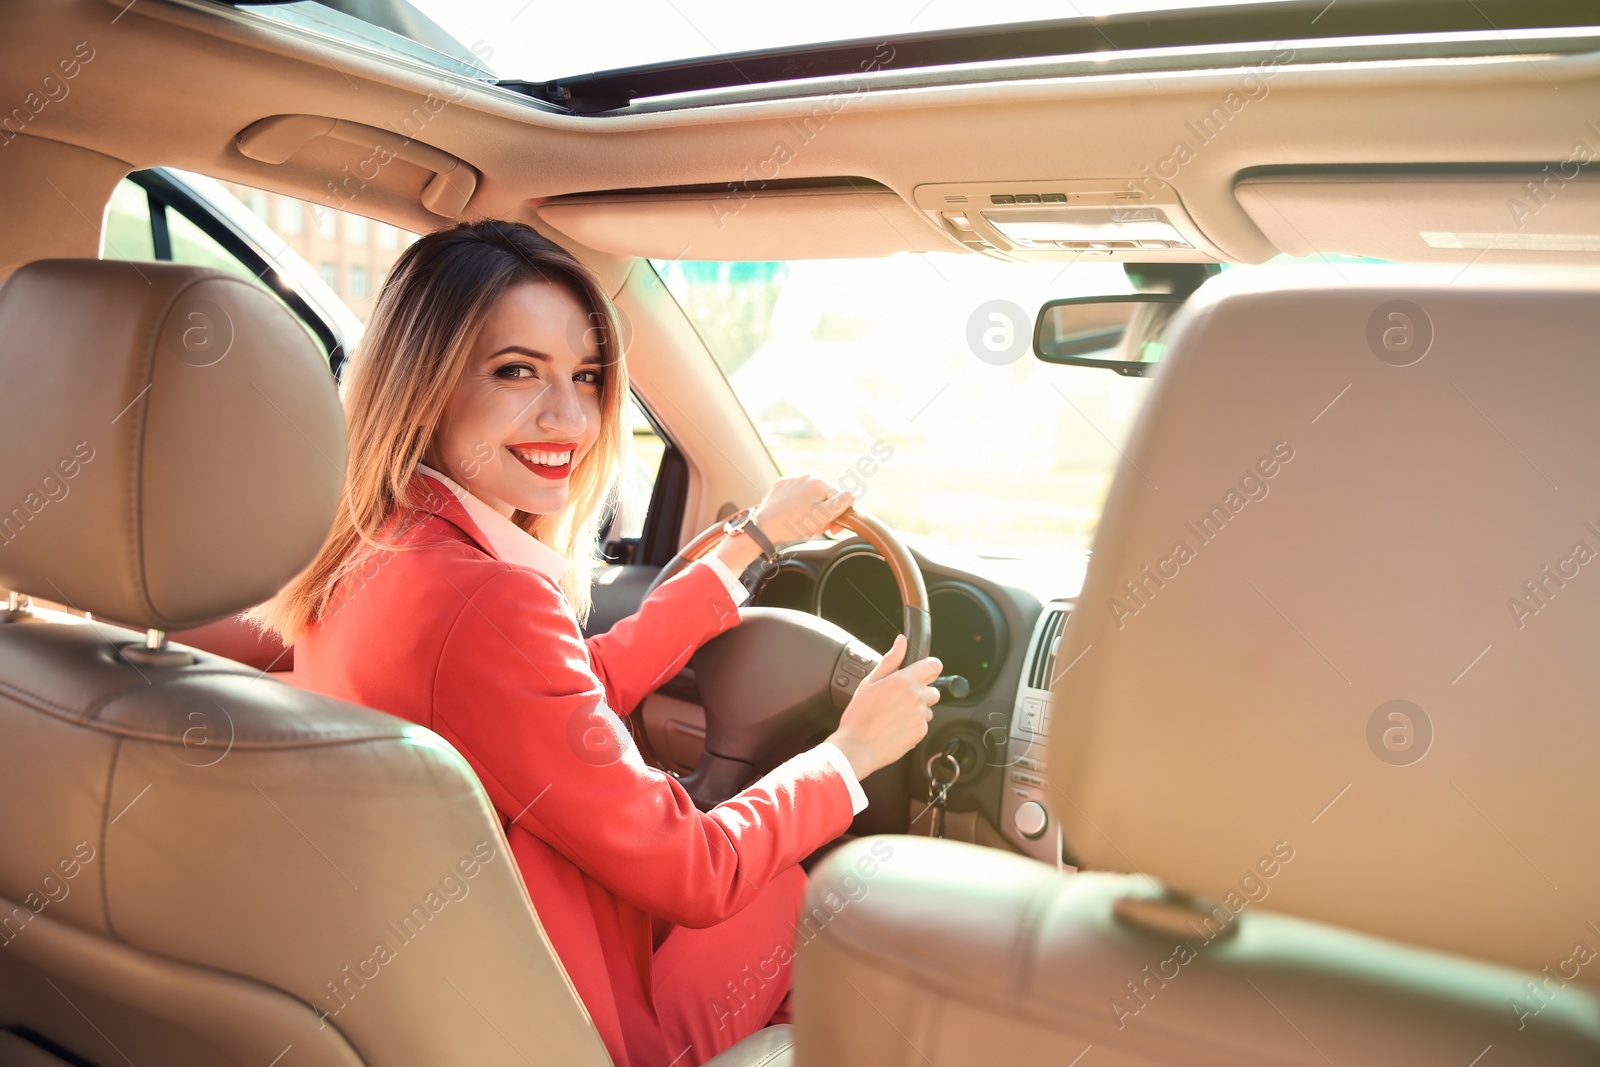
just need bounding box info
[103,181,156,261]
[613,396,667,542]
[602,396,688,567]
[101,171,417,375]
[218,181,415,325]
[102,176,320,354]
[105,178,264,289]
[166,207,268,285]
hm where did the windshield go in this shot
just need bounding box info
[657,253,1151,582]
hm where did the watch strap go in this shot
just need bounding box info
[740,516,779,563]
[725,507,780,563]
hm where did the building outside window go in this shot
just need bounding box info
[222,181,415,322]
[276,199,303,234]
[314,207,337,240]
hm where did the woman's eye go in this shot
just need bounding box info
[496,363,537,380]
[575,369,604,386]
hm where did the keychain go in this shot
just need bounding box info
[925,739,963,838]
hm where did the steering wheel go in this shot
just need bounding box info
[642,507,930,810]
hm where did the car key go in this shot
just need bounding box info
[925,740,962,839]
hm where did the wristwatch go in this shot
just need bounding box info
[722,507,780,564]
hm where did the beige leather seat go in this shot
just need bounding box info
[793,265,1600,1064]
[0,259,791,1067]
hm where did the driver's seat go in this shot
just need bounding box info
[0,259,785,1066]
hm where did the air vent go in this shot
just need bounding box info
[1027,608,1070,690]
[943,195,969,203]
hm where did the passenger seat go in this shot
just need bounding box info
[793,264,1600,1065]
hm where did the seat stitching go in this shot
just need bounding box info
[0,675,83,718]
[748,1036,793,1067]
[124,271,182,627]
[755,1036,793,1062]
[0,684,411,749]
[81,668,316,718]
[0,659,374,726]
[99,735,120,940]
[0,660,300,721]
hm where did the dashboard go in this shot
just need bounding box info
[744,537,1069,866]
[757,546,1007,698]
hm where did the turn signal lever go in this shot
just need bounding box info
[832,646,969,711]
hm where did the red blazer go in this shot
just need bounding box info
[294,474,854,1067]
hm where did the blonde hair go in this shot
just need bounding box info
[253,221,627,644]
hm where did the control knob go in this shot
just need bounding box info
[1014,800,1049,840]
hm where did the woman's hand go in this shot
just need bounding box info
[753,474,854,545]
[825,634,943,781]
[712,475,854,576]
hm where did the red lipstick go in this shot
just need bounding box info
[508,441,577,481]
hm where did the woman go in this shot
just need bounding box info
[256,221,942,1067]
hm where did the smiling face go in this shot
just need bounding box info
[427,280,607,518]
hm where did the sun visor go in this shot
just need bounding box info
[535,182,955,260]
[1237,169,1600,265]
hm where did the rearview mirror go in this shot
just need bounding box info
[1033,294,1188,376]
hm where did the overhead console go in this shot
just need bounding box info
[537,177,1228,263]
[1236,168,1600,265]
[912,178,1225,262]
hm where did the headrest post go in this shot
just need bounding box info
[119,630,195,668]
[2,591,30,624]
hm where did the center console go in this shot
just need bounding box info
[999,599,1073,866]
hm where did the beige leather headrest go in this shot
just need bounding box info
[1055,264,1600,981]
[0,260,344,630]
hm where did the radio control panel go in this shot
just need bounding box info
[1000,601,1072,866]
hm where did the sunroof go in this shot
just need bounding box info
[405,0,1301,83]
[227,0,1600,114]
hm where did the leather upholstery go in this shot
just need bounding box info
[795,837,1600,1065]
[702,1024,792,1067]
[0,617,614,1066]
[794,267,1600,1062]
[0,1028,74,1066]
[1055,266,1600,976]
[0,259,344,631]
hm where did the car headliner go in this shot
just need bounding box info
[5,0,1600,290]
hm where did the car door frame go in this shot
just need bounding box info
[130,167,693,621]
[127,168,362,375]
